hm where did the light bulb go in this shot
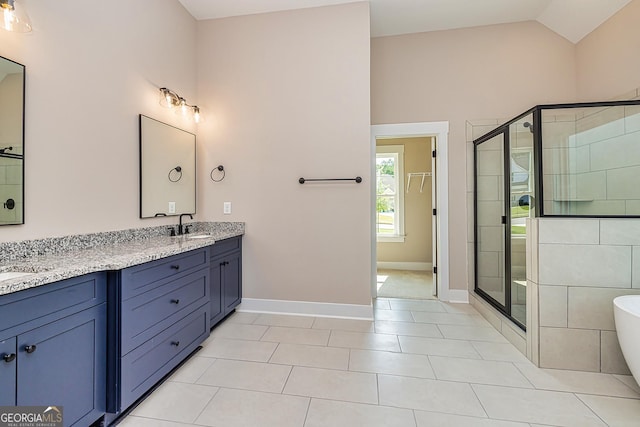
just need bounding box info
[179,98,189,116]
[159,88,178,109]
[159,87,202,122]
[0,0,32,33]
[2,7,13,31]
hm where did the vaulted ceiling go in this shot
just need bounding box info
[178,0,632,43]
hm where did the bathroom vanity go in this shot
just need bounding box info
[0,223,244,427]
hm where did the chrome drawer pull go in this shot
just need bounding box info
[2,353,16,363]
[171,299,180,304]
[171,341,180,347]
[170,265,180,270]
[24,345,36,354]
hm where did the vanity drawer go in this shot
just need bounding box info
[210,236,241,258]
[120,305,209,409]
[120,248,209,300]
[121,268,209,355]
[0,273,106,334]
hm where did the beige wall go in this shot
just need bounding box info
[196,3,372,305]
[377,137,432,264]
[0,1,371,309]
[372,21,577,290]
[576,0,640,101]
[0,0,197,242]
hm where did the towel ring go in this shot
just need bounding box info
[168,166,182,182]
[210,165,225,182]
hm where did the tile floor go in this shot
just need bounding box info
[377,270,435,299]
[119,298,640,427]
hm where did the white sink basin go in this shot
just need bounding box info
[0,271,33,281]
[186,234,212,239]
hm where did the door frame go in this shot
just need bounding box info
[370,121,452,301]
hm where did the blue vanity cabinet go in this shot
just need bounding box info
[113,247,211,412]
[0,273,107,427]
[209,236,242,327]
[0,337,16,406]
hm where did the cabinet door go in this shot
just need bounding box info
[223,251,242,314]
[210,258,224,326]
[0,337,16,405]
[17,304,106,427]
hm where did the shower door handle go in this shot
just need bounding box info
[501,216,507,225]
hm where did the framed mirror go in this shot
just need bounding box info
[139,115,196,218]
[0,55,25,226]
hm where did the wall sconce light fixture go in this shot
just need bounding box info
[0,0,32,33]
[159,87,201,123]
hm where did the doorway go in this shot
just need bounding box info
[375,137,435,299]
[370,122,452,302]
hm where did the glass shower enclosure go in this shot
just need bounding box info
[474,100,640,330]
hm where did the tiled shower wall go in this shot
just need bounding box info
[529,218,640,374]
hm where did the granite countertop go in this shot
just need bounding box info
[0,222,244,296]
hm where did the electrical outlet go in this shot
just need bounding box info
[168,202,176,214]
[223,202,231,215]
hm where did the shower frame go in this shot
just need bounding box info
[473,99,640,330]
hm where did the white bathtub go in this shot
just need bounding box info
[613,295,640,383]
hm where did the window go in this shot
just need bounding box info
[376,145,404,242]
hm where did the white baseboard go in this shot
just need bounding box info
[377,262,432,271]
[447,289,469,303]
[237,298,374,320]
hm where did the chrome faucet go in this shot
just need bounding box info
[178,213,193,235]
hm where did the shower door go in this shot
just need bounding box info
[475,132,507,309]
[474,116,533,330]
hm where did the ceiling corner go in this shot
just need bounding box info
[536,0,632,44]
